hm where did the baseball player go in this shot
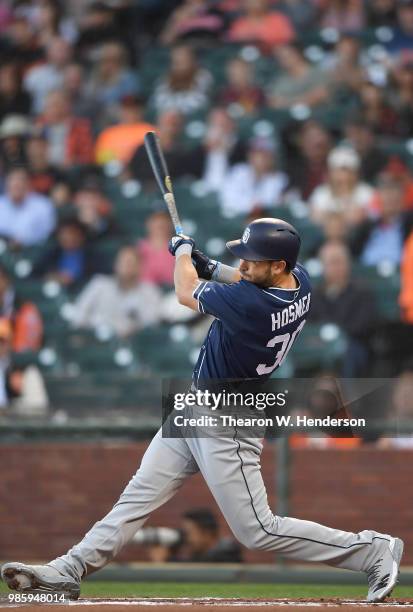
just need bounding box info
[1,218,403,602]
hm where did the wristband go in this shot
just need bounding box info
[211,262,237,283]
[175,243,193,259]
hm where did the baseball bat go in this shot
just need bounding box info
[144,131,183,235]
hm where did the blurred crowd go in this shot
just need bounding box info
[132,508,243,563]
[0,0,413,441]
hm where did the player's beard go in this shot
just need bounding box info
[242,262,274,288]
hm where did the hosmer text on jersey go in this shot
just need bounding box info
[271,292,311,331]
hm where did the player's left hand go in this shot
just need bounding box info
[168,234,195,257]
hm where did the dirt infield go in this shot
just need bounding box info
[2,598,413,611]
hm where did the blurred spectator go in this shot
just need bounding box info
[357,80,398,136]
[95,95,154,166]
[85,42,140,117]
[130,106,246,188]
[351,175,413,266]
[137,210,174,287]
[132,0,184,41]
[220,137,288,216]
[0,62,32,121]
[377,369,413,448]
[71,246,161,336]
[0,167,55,247]
[202,107,247,191]
[0,115,30,175]
[4,15,43,66]
[24,37,72,114]
[62,63,96,120]
[218,58,266,115]
[152,45,212,116]
[310,241,377,376]
[318,211,350,247]
[37,90,94,168]
[35,219,92,289]
[289,375,361,448]
[31,0,77,47]
[74,178,116,240]
[133,508,243,563]
[159,0,228,45]
[75,2,125,61]
[366,0,397,27]
[26,132,63,196]
[0,264,43,353]
[133,526,183,563]
[0,318,48,416]
[324,35,364,102]
[285,120,331,200]
[319,0,365,32]
[369,157,413,211]
[385,0,413,56]
[343,117,388,183]
[227,0,295,51]
[49,180,73,209]
[310,147,374,227]
[400,231,413,322]
[0,3,12,33]
[181,508,243,563]
[389,54,413,137]
[128,110,200,184]
[268,44,329,110]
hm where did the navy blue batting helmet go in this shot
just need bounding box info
[226,218,301,269]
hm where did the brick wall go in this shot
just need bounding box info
[0,443,411,564]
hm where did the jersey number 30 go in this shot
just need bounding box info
[256,319,306,376]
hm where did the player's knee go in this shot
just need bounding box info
[232,514,280,550]
[234,529,265,550]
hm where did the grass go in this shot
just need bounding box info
[1,582,413,599]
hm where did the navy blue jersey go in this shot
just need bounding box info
[192,263,311,388]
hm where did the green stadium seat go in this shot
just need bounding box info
[12,348,61,373]
[291,322,348,374]
[299,27,377,49]
[293,219,323,258]
[353,264,401,321]
[140,47,170,97]
[254,56,279,88]
[43,328,140,374]
[312,104,350,131]
[0,245,16,274]
[133,325,198,376]
[89,238,130,270]
[259,108,296,131]
[44,371,161,410]
[67,341,139,373]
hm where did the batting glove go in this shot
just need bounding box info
[191,248,218,280]
[168,234,195,258]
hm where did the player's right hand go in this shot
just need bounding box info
[191,248,218,280]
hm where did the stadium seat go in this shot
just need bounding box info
[353,264,401,321]
[44,371,161,411]
[132,325,198,376]
[44,328,141,374]
[89,238,130,270]
[291,323,348,374]
[140,47,170,94]
[12,348,61,373]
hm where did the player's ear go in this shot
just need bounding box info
[271,260,287,275]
